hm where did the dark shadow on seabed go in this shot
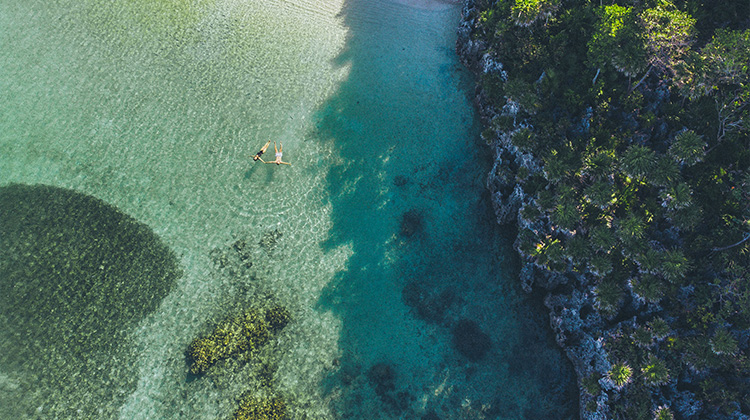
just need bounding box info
[310,0,579,418]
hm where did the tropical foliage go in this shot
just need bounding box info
[467,0,749,416]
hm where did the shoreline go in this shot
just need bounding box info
[454,3,600,415]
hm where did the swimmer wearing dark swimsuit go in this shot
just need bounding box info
[253,140,271,162]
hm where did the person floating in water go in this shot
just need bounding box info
[266,141,291,166]
[253,140,271,162]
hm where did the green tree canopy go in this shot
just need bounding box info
[620,145,657,180]
[669,130,705,166]
[511,0,560,27]
[680,29,750,141]
[588,5,647,77]
[639,4,696,79]
[641,356,670,386]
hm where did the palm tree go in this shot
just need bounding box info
[511,0,560,27]
[630,273,666,303]
[594,278,623,316]
[585,180,616,209]
[582,150,616,181]
[669,130,705,166]
[553,198,581,231]
[670,205,702,230]
[544,149,577,182]
[648,317,671,341]
[511,127,535,152]
[660,182,693,210]
[635,248,662,273]
[616,213,648,253]
[589,253,614,276]
[564,235,591,264]
[620,145,657,180]
[653,405,675,420]
[616,214,646,240]
[650,156,681,187]
[608,361,633,389]
[710,329,738,355]
[659,249,692,282]
[632,326,654,348]
[591,225,617,252]
[641,356,670,386]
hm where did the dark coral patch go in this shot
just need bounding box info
[0,183,180,355]
[0,183,180,417]
[452,319,492,362]
[186,305,291,375]
[393,174,409,187]
[367,362,396,396]
[402,280,456,324]
[399,209,423,238]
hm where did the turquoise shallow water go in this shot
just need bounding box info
[0,0,577,418]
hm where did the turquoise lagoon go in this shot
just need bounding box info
[0,0,577,418]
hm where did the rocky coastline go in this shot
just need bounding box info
[456,11,614,417]
[456,10,608,417]
[455,1,749,419]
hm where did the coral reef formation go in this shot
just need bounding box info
[399,209,424,238]
[232,394,287,420]
[187,305,291,375]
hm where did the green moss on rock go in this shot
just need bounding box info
[186,305,290,375]
[232,394,287,420]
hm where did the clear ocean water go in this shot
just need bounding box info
[0,0,577,418]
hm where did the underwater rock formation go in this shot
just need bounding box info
[259,229,284,254]
[367,363,414,415]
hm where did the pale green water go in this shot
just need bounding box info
[0,0,577,419]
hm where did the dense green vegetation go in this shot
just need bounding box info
[467,0,748,417]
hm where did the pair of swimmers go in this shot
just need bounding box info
[253,140,290,165]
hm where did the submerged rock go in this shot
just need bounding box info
[368,363,396,396]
